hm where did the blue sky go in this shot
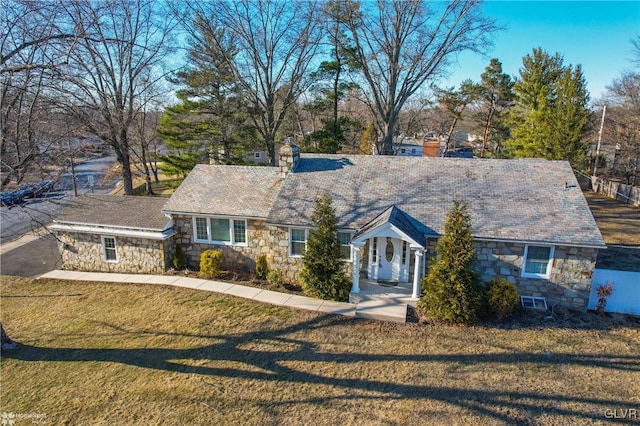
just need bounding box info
[445,1,640,102]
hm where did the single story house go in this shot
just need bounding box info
[53,142,606,310]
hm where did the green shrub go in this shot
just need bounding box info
[485,278,520,320]
[199,249,222,278]
[267,269,284,286]
[416,202,481,325]
[256,254,269,280]
[172,245,186,270]
[300,194,351,302]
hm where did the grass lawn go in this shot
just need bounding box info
[1,277,639,425]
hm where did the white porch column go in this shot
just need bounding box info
[412,249,424,299]
[351,242,365,294]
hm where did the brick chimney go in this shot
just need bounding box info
[278,139,300,176]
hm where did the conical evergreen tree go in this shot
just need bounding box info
[157,17,256,177]
[300,194,351,301]
[505,48,590,168]
[418,201,480,325]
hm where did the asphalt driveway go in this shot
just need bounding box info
[0,234,61,277]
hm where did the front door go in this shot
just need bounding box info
[376,237,402,281]
[368,237,408,282]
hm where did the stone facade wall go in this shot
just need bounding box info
[172,215,303,282]
[170,214,597,310]
[469,241,597,310]
[57,231,173,274]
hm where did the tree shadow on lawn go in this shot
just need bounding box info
[4,314,639,423]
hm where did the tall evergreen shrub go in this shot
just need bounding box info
[417,201,481,325]
[300,194,351,301]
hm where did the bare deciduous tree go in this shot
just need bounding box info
[434,79,480,155]
[603,72,640,185]
[1,1,78,187]
[55,0,175,195]
[188,0,323,165]
[342,0,497,155]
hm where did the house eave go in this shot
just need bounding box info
[472,236,606,250]
[54,219,173,233]
[351,222,425,249]
[50,223,177,240]
[163,210,268,221]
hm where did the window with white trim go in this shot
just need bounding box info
[522,245,554,278]
[290,228,307,257]
[402,241,408,264]
[102,236,117,262]
[372,238,378,264]
[254,152,261,158]
[521,296,548,310]
[337,231,352,260]
[193,217,247,245]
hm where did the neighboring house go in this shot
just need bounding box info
[52,196,177,274]
[396,137,423,157]
[246,143,284,165]
[54,142,606,310]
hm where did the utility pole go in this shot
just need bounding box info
[593,105,606,177]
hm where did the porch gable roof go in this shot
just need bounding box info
[352,205,425,248]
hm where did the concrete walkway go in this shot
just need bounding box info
[38,270,408,323]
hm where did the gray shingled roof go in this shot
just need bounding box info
[162,164,283,218]
[266,155,606,248]
[55,195,171,231]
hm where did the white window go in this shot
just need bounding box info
[289,228,307,257]
[372,238,378,264]
[254,152,261,158]
[522,245,554,278]
[101,236,117,262]
[401,241,408,264]
[210,218,230,242]
[521,296,548,310]
[337,231,352,261]
[193,217,247,246]
[195,217,208,240]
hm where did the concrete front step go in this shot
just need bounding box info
[354,299,408,323]
[350,292,412,305]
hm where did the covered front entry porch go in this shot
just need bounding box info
[348,206,426,301]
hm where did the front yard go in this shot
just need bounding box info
[1,277,639,425]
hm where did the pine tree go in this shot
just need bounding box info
[475,58,514,157]
[300,194,351,302]
[417,201,480,325]
[157,18,256,176]
[505,48,590,168]
[301,0,359,154]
